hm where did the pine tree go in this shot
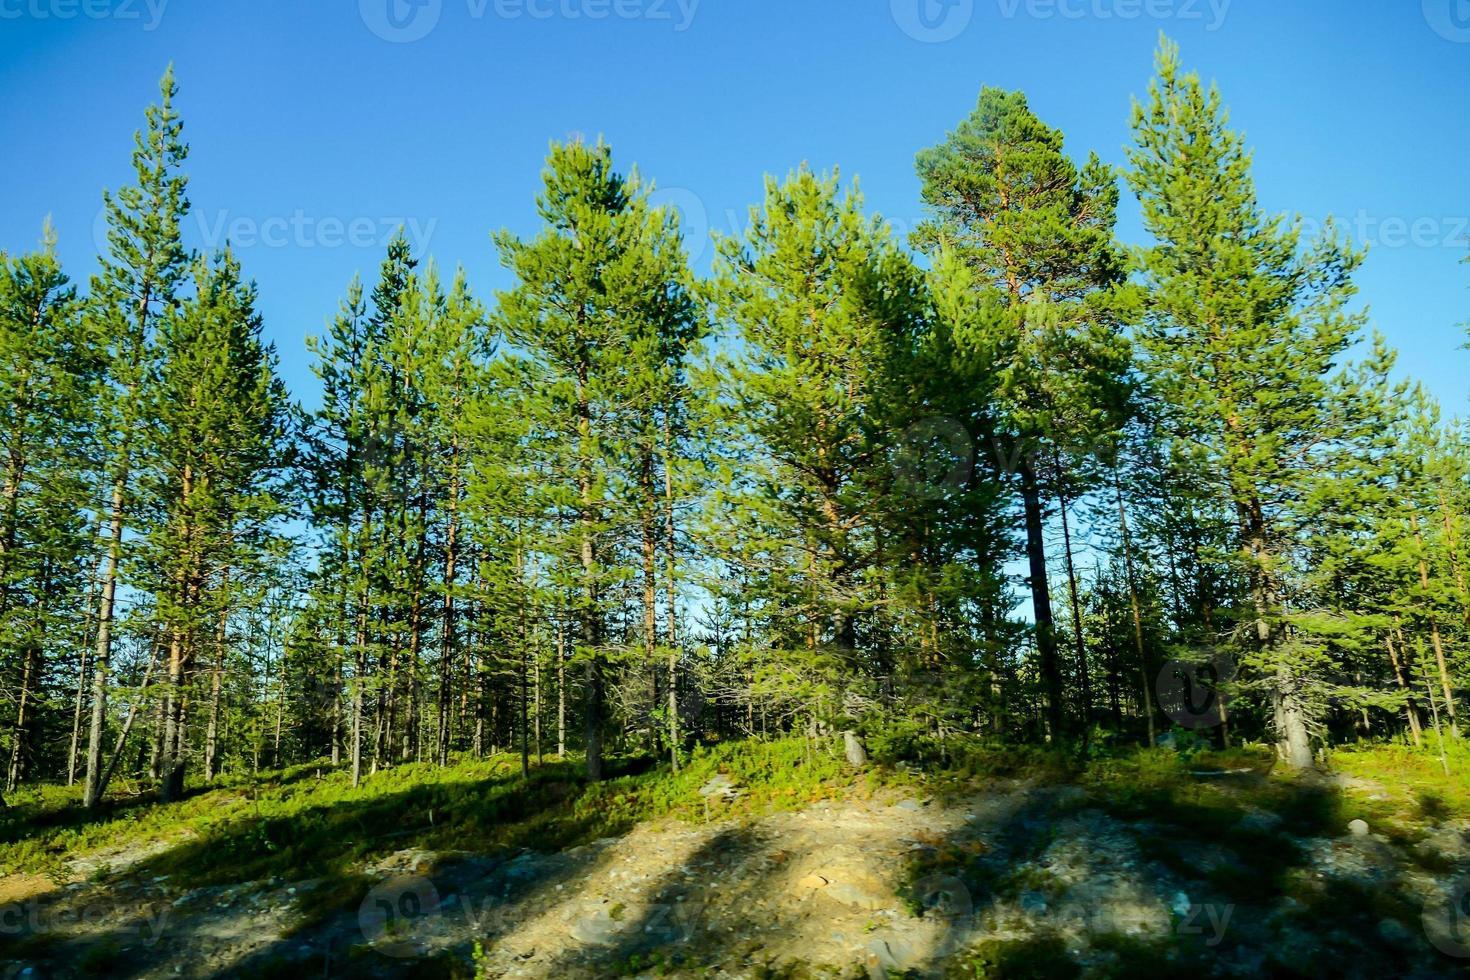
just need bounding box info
[913,88,1133,738]
[0,226,97,792]
[144,249,290,800]
[490,139,697,781]
[82,66,192,808]
[709,166,928,735]
[1128,37,1372,768]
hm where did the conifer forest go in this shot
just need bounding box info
[3,12,1470,979]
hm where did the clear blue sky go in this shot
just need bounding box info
[2,0,1467,413]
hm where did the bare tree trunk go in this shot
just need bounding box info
[577,363,604,782]
[203,573,229,782]
[437,482,459,766]
[1019,456,1063,739]
[160,625,188,802]
[556,618,566,759]
[1412,512,1459,732]
[1057,478,1090,744]
[1420,646,1453,777]
[99,641,162,799]
[641,443,660,756]
[1387,628,1423,747]
[533,640,542,763]
[68,547,107,787]
[6,643,38,793]
[273,642,285,770]
[83,475,127,810]
[662,415,680,771]
[1115,478,1156,748]
[350,597,368,788]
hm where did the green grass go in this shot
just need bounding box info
[0,738,912,890]
[1330,738,1470,825]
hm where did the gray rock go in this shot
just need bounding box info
[864,934,924,975]
[565,906,620,946]
[1348,818,1370,837]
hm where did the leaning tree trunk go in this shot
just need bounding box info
[1387,627,1423,747]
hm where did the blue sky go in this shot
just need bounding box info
[2,0,1467,413]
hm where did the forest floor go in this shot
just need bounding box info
[3,739,1470,978]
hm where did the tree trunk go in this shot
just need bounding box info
[83,475,127,810]
[1386,628,1423,746]
[1057,479,1091,742]
[577,362,604,783]
[159,626,188,802]
[1019,457,1063,739]
[640,443,659,756]
[350,595,368,788]
[1115,479,1156,747]
[556,619,567,759]
[1411,513,1459,732]
[99,641,162,798]
[203,571,229,782]
[662,415,680,771]
[6,643,38,793]
[437,483,459,766]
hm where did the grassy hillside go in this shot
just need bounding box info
[4,737,1470,977]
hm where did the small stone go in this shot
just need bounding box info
[1348,819,1370,837]
[1171,892,1191,917]
[1020,891,1048,915]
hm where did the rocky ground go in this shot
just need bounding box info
[4,772,1470,978]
